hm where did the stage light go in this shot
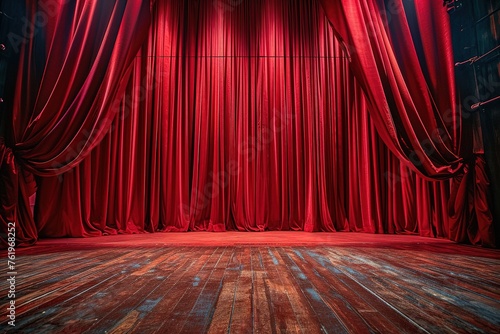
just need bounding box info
[443,0,463,14]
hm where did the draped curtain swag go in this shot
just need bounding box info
[0,0,495,247]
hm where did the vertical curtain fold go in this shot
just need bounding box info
[318,0,463,176]
[318,0,495,246]
[34,0,451,241]
[13,0,150,175]
[3,0,493,247]
[0,0,151,246]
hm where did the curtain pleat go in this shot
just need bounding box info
[35,0,452,239]
[0,0,150,246]
[3,0,493,247]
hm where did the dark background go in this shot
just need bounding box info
[448,0,500,240]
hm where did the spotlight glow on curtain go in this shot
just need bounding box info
[2,0,493,247]
[35,0,451,237]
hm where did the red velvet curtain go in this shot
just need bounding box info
[2,0,494,246]
[35,0,450,238]
[318,0,464,176]
[0,0,150,246]
[318,0,495,246]
[13,0,150,175]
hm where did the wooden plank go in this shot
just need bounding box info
[259,247,315,333]
[95,248,217,333]
[289,247,375,333]
[206,247,245,334]
[1,242,498,334]
[250,248,273,334]
[13,249,130,297]
[13,249,148,318]
[155,247,228,333]
[320,248,430,333]
[276,247,349,333]
[177,247,232,333]
[343,248,500,333]
[226,247,254,334]
[54,248,183,333]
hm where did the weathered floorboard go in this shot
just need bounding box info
[1,239,499,333]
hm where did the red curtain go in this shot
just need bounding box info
[0,0,150,246]
[2,0,494,246]
[318,0,464,176]
[0,139,37,244]
[35,0,450,238]
[318,0,495,246]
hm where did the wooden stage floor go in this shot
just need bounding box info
[1,232,499,333]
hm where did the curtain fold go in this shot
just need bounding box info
[35,0,451,239]
[0,0,151,246]
[3,0,494,247]
[0,139,37,246]
[318,0,495,246]
[12,0,150,175]
[318,0,464,177]
[448,155,495,246]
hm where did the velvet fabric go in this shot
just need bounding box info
[35,0,451,238]
[1,0,495,247]
[318,0,464,176]
[0,0,150,246]
[318,0,495,246]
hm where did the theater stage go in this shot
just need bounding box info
[2,233,499,333]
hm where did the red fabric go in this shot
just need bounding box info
[35,0,450,237]
[0,139,37,247]
[448,155,496,247]
[318,0,495,246]
[0,0,150,245]
[12,0,150,175]
[2,0,494,247]
[318,0,464,177]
